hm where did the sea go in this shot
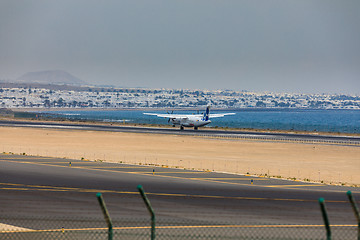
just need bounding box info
[37,108,360,134]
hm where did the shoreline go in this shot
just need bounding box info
[10,106,360,111]
[0,125,359,186]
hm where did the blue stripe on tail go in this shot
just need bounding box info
[203,106,210,121]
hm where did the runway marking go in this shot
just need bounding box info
[26,164,154,169]
[28,162,98,164]
[0,182,349,203]
[21,162,155,169]
[1,159,292,189]
[84,166,155,169]
[190,178,269,181]
[119,224,357,229]
[0,157,56,160]
[127,171,208,174]
[1,224,357,233]
[266,184,325,188]
[1,159,358,193]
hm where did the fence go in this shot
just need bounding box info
[0,188,359,240]
[0,219,358,240]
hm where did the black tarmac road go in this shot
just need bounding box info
[0,154,359,227]
[1,121,359,238]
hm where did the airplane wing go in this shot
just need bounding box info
[144,112,235,119]
[208,113,236,118]
[143,113,189,119]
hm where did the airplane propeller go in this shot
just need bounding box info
[167,110,173,123]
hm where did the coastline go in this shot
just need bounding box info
[0,124,359,186]
[2,106,360,137]
[1,112,360,138]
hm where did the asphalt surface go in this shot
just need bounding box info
[1,154,359,227]
[1,121,359,238]
[1,119,360,145]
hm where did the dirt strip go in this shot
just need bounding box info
[0,223,31,231]
[0,126,359,185]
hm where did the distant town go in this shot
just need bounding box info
[1,84,359,110]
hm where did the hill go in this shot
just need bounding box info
[16,70,86,86]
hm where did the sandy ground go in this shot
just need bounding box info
[0,223,31,232]
[0,126,359,186]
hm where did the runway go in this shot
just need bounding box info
[1,119,359,145]
[0,154,359,237]
[0,121,359,238]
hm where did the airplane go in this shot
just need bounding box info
[144,106,235,130]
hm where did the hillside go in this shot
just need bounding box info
[16,70,86,86]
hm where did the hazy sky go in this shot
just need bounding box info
[0,0,359,94]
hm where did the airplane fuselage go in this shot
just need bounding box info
[170,116,211,128]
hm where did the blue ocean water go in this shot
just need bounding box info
[39,109,360,134]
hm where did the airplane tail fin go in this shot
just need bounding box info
[203,106,210,121]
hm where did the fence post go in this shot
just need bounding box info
[347,191,360,240]
[137,185,156,240]
[319,198,331,240]
[97,193,113,240]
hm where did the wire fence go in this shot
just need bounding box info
[1,190,359,240]
[0,215,358,239]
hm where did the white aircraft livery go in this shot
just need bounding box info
[144,106,235,130]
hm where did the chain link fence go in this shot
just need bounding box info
[1,190,359,240]
[0,215,358,239]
